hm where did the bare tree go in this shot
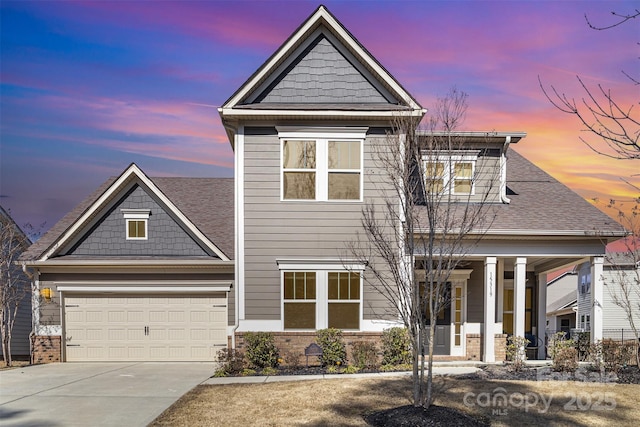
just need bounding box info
[539,9,639,160]
[602,195,640,365]
[0,206,31,367]
[346,88,499,408]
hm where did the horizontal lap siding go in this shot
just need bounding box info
[244,133,393,321]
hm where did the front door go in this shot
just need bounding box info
[424,283,451,355]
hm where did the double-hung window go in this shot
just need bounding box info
[328,272,360,329]
[328,141,361,200]
[282,140,316,200]
[424,152,478,195]
[283,272,316,329]
[279,128,365,201]
[280,263,363,331]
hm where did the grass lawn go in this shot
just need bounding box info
[150,376,640,426]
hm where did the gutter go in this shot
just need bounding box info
[501,136,512,204]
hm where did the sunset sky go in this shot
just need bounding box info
[1,0,638,235]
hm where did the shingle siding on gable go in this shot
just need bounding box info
[256,37,389,104]
[68,185,209,257]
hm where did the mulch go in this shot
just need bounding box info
[364,405,489,427]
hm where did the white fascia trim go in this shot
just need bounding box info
[276,258,366,271]
[414,228,626,238]
[418,131,527,140]
[220,108,424,118]
[40,164,231,262]
[276,126,368,139]
[237,320,282,332]
[24,259,233,268]
[56,285,231,292]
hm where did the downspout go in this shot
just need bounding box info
[22,263,37,364]
[500,136,511,204]
[229,122,240,349]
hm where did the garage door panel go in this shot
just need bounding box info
[149,310,167,323]
[65,293,227,362]
[168,311,185,322]
[86,310,104,322]
[86,328,105,341]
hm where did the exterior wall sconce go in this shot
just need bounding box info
[41,287,53,300]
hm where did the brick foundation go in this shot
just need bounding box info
[465,333,507,362]
[466,334,482,361]
[494,334,507,362]
[233,331,507,365]
[32,336,61,364]
[235,331,383,366]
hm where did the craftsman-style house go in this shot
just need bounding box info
[21,6,626,363]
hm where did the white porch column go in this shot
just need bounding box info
[591,256,604,342]
[483,257,497,362]
[514,257,527,338]
[537,272,548,359]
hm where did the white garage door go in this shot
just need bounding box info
[64,293,227,362]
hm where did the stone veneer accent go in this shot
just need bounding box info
[32,336,61,364]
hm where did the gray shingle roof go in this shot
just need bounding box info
[496,150,625,235]
[20,176,234,261]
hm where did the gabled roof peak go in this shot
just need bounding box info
[219,4,424,144]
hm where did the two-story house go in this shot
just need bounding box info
[21,6,626,363]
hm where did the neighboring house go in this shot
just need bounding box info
[545,267,577,337]
[21,6,627,363]
[576,254,640,341]
[0,205,32,358]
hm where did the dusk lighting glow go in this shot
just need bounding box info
[1,0,637,233]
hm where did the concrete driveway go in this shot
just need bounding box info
[0,362,216,426]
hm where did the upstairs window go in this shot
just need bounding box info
[283,140,316,200]
[328,141,361,200]
[122,209,150,240]
[279,129,364,202]
[423,152,478,195]
[127,220,147,239]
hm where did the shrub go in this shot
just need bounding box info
[553,347,578,372]
[241,368,257,376]
[343,365,359,374]
[283,351,302,369]
[215,348,246,376]
[261,366,278,376]
[351,341,378,370]
[505,335,530,371]
[316,328,347,367]
[381,327,412,365]
[548,332,573,359]
[602,340,635,373]
[574,332,591,362]
[548,332,577,372]
[243,332,279,369]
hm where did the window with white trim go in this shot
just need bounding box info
[423,152,478,195]
[281,137,363,201]
[281,269,362,330]
[283,271,316,329]
[122,209,150,240]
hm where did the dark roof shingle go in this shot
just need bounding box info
[20,176,234,261]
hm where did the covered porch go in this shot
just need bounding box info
[419,237,609,362]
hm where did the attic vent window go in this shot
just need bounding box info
[122,209,150,240]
